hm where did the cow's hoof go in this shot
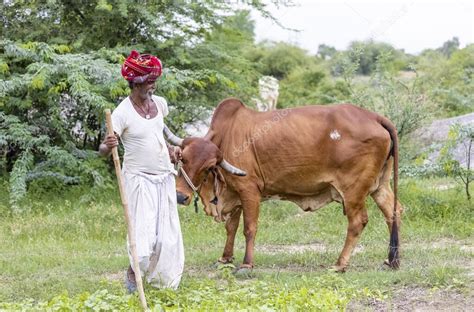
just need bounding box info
[233,265,254,278]
[214,262,236,271]
[329,265,346,273]
[212,257,234,269]
[383,259,400,270]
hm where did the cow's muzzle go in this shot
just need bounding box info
[176,192,190,205]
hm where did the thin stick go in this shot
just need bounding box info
[105,109,148,310]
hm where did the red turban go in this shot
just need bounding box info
[121,50,163,83]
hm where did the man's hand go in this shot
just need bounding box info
[104,134,119,149]
[168,145,182,164]
[99,133,119,157]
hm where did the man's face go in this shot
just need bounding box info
[135,80,156,100]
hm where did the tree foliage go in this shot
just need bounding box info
[317,44,337,60]
[418,44,474,116]
[331,40,409,76]
[0,0,232,51]
[438,123,473,201]
[277,65,350,107]
[334,50,432,141]
[437,37,460,58]
[178,10,260,110]
[248,42,310,80]
[0,41,121,210]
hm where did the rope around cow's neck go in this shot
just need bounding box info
[177,161,199,192]
[177,160,200,213]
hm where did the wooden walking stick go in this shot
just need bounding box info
[104,109,148,310]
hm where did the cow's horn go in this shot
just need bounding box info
[219,160,246,176]
[163,125,184,146]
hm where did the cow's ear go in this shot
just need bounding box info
[215,150,224,164]
[212,167,227,189]
[203,158,219,170]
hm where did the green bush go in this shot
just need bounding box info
[418,44,474,117]
[438,123,474,200]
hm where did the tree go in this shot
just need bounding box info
[336,50,432,141]
[0,1,232,52]
[250,42,310,80]
[183,10,260,105]
[317,44,337,60]
[0,41,122,210]
[331,40,407,76]
[419,44,474,116]
[0,2,279,124]
[439,124,473,201]
[277,64,350,107]
[0,1,281,53]
[438,37,460,58]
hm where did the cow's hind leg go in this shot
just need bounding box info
[370,157,403,267]
[371,184,403,267]
[371,185,403,234]
[334,197,369,272]
[370,158,403,233]
[216,207,242,265]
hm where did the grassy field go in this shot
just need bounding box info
[0,177,472,311]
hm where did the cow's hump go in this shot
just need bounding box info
[210,98,246,127]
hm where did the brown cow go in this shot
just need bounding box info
[165,98,402,273]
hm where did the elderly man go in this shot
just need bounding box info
[99,50,184,291]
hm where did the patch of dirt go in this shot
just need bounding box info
[256,243,364,255]
[102,271,123,282]
[348,287,473,312]
[404,238,474,279]
[467,259,474,279]
[404,238,474,251]
[432,183,457,191]
[460,245,474,253]
[256,243,326,254]
[184,267,219,279]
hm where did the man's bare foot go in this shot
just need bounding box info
[125,265,137,293]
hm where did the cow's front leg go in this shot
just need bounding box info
[236,196,261,274]
[217,207,242,265]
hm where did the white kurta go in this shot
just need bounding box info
[112,95,174,174]
[112,95,184,289]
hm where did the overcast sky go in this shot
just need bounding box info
[249,0,473,55]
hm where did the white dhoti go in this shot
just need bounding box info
[123,170,184,289]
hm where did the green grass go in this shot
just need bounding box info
[0,177,472,310]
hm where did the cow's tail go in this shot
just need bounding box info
[379,116,400,269]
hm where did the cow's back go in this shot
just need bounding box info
[211,101,392,196]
